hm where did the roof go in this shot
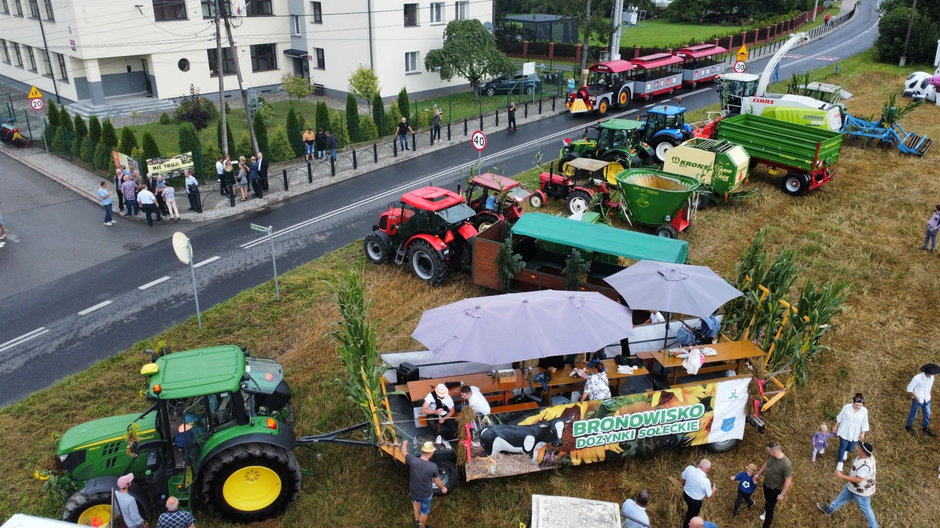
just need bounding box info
[648,105,687,116]
[471,172,522,190]
[598,118,644,130]
[630,53,683,69]
[676,44,728,58]
[147,345,246,399]
[719,73,759,82]
[510,213,688,264]
[565,157,611,172]
[589,60,635,73]
[401,186,466,211]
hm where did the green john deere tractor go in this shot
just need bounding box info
[56,345,300,525]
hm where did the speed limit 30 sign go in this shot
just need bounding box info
[470,130,487,152]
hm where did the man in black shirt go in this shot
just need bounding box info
[401,440,447,528]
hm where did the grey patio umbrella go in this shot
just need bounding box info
[411,290,634,365]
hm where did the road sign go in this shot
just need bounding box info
[736,45,749,62]
[29,98,44,111]
[172,232,192,264]
[27,86,43,99]
[471,130,487,152]
[250,223,271,233]
[733,61,747,74]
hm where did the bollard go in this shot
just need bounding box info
[352,149,358,170]
[393,138,398,157]
[330,157,335,176]
[373,143,378,163]
[411,133,416,151]
[282,168,289,191]
[463,118,468,136]
[552,97,556,111]
[479,113,483,131]
[229,185,235,207]
[430,128,434,146]
[495,109,499,127]
[447,122,452,141]
[524,102,529,118]
[538,98,543,114]
[306,161,312,183]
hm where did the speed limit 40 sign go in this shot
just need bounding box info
[470,130,487,152]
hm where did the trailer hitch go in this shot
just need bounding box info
[295,422,378,448]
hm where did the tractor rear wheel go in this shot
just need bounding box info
[656,225,678,238]
[565,190,592,215]
[363,233,390,263]
[199,442,302,522]
[782,172,810,196]
[473,212,501,233]
[63,490,114,526]
[408,240,449,285]
[654,138,679,162]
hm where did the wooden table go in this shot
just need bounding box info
[405,369,528,407]
[540,359,649,404]
[649,340,766,384]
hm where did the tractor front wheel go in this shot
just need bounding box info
[363,233,390,263]
[473,212,501,233]
[199,443,302,522]
[528,192,545,208]
[566,190,592,215]
[63,490,114,526]
[656,225,678,238]
[654,138,679,162]
[408,240,450,285]
[782,172,810,196]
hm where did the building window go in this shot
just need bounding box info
[245,0,272,16]
[313,47,324,69]
[11,42,21,66]
[310,1,321,23]
[455,1,468,20]
[25,45,36,71]
[201,0,231,18]
[207,47,236,76]
[42,0,52,19]
[153,0,187,21]
[405,51,418,74]
[429,2,442,23]
[13,0,22,16]
[250,43,277,72]
[291,15,301,36]
[0,1,8,15]
[41,49,51,77]
[27,0,38,18]
[55,51,67,81]
[0,40,8,63]
[403,3,417,26]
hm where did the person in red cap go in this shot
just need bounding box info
[905,363,940,436]
[115,473,148,528]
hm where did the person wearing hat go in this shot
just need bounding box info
[400,439,447,528]
[573,358,611,402]
[817,442,878,528]
[421,383,457,441]
[905,363,939,437]
[115,473,148,528]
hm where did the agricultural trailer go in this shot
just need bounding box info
[662,138,751,203]
[614,169,702,238]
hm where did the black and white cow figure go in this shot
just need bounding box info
[903,65,940,104]
[479,417,570,462]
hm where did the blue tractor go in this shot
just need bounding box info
[641,105,695,162]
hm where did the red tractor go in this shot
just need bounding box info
[364,187,479,285]
[532,157,625,215]
[462,172,533,231]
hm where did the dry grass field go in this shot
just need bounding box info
[1,49,938,528]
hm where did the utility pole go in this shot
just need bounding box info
[899,0,917,67]
[609,0,624,61]
[222,9,260,154]
[579,0,592,85]
[215,0,228,156]
[37,14,60,104]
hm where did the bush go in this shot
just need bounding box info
[397,87,410,123]
[202,141,221,181]
[286,106,304,157]
[876,7,940,64]
[345,93,361,143]
[372,93,385,136]
[330,113,349,149]
[88,116,101,143]
[315,101,330,132]
[216,119,235,156]
[359,115,378,142]
[159,113,171,125]
[385,102,402,138]
[51,127,68,153]
[178,122,205,179]
[236,133,253,160]
[93,142,112,173]
[59,109,73,132]
[174,85,214,130]
[253,114,269,155]
[46,101,60,127]
[70,130,82,159]
[225,101,231,114]
[43,125,57,150]
[73,114,88,138]
[81,136,96,166]
[119,127,138,155]
[100,119,117,148]
[268,126,295,162]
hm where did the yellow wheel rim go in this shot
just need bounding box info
[77,504,111,526]
[600,101,608,113]
[222,465,282,511]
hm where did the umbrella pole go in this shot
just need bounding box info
[663,313,670,348]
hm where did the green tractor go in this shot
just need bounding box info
[56,345,301,525]
[561,118,654,166]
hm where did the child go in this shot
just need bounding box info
[730,463,757,517]
[811,423,836,462]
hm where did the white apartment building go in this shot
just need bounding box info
[0,0,492,107]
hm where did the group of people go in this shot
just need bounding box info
[215,153,268,202]
[100,165,202,227]
[114,473,195,528]
[301,128,338,161]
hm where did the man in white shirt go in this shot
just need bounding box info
[215,156,225,196]
[680,459,716,528]
[184,170,201,213]
[621,489,650,528]
[905,363,939,437]
[460,385,490,416]
[137,186,161,226]
[421,383,456,440]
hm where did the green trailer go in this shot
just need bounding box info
[708,113,843,196]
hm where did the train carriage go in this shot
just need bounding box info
[627,53,684,99]
[676,44,728,87]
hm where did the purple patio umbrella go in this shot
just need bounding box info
[411,290,634,365]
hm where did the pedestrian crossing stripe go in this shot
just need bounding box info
[27,86,43,99]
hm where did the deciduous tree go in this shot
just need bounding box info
[348,65,381,113]
[281,73,313,101]
[424,19,515,100]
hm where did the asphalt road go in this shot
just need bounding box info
[0,1,881,408]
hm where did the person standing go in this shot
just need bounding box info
[397,117,413,151]
[315,128,327,159]
[97,182,115,226]
[400,440,447,528]
[729,462,758,516]
[326,130,337,161]
[221,155,235,198]
[114,473,148,528]
[248,156,263,199]
[567,76,576,94]
[303,128,315,160]
[752,441,792,528]
[215,156,226,196]
[833,393,869,471]
[620,489,650,528]
[823,12,831,26]
[432,109,442,142]
[256,151,269,191]
[114,169,126,212]
[162,184,180,220]
[137,185,161,226]
[237,156,249,201]
[184,170,201,213]
[679,459,716,528]
[921,204,940,252]
[905,363,940,436]
[817,442,878,528]
[156,497,195,528]
[121,175,139,216]
[507,101,517,132]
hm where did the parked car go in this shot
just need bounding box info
[478,74,542,96]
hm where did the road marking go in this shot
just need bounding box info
[0,327,50,353]
[193,256,221,268]
[78,300,112,316]
[682,88,713,97]
[138,276,170,290]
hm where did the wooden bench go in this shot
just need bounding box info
[490,401,538,414]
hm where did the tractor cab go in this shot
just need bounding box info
[640,106,694,161]
[717,73,760,116]
[562,119,649,166]
[464,172,532,225]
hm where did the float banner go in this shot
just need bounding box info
[146,152,195,180]
[464,377,750,482]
